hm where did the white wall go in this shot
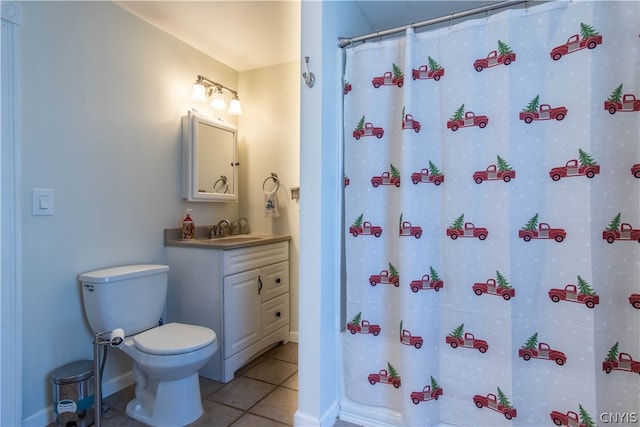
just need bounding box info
[17,2,299,424]
[238,61,300,335]
[296,1,372,425]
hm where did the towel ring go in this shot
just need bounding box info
[262,173,280,192]
[213,176,229,194]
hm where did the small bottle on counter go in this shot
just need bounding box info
[182,209,195,240]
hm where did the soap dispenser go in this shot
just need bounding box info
[182,209,195,240]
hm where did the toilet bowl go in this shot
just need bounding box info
[121,323,217,426]
[79,264,217,427]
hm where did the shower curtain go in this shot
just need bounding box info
[342,1,640,426]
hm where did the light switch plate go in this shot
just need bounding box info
[33,188,54,216]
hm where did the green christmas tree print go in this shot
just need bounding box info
[606,213,622,231]
[578,149,597,166]
[522,213,539,231]
[387,362,400,379]
[355,116,365,131]
[352,214,364,228]
[580,22,599,39]
[429,266,441,281]
[399,213,403,229]
[390,164,400,178]
[496,155,513,172]
[497,387,513,409]
[497,40,513,55]
[608,84,623,103]
[579,404,596,427]
[430,376,440,390]
[350,312,362,326]
[606,342,619,361]
[449,323,464,339]
[450,104,465,121]
[522,332,539,350]
[428,56,443,71]
[389,262,399,278]
[523,95,540,112]
[428,160,442,176]
[450,214,465,230]
[577,275,597,296]
[392,63,404,79]
[496,270,511,289]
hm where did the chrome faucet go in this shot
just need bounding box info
[211,219,231,238]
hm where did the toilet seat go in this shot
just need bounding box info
[133,322,216,355]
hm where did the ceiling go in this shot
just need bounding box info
[115,1,533,72]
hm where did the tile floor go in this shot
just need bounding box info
[95,342,359,427]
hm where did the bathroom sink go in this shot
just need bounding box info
[206,235,265,244]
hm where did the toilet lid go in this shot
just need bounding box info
[133,323,216,355]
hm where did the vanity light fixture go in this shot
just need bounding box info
[191,75,242,115]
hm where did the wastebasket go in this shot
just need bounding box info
[51,360,95,427]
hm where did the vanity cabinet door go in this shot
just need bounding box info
[223,269,261,358]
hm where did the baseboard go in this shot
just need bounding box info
[293,398,339,427]
[22,371,134,427]
[289,330,299,343]
[338,398,404,427]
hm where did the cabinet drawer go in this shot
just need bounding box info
[262,293,289,337]
[223,241,288,276]
[260,261,289,301]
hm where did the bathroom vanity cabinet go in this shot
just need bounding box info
[165,238,290,383]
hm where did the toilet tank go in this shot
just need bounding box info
[79,264,169,337]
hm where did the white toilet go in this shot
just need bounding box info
[79,264,217,427]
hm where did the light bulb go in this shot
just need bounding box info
[210,87,226,110]
[191,82,207,102]
[228,96,243,115]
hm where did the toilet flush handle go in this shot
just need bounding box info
[84,284,95,292]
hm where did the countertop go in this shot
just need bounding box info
[164,227,290,250]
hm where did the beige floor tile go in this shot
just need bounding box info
[207,376,276,411]
[230,412,289,427]
[243,358,297,385]
[248,387,297,425]
[188,400,244,427]
[267,342,298,364]
[281,372,298,390]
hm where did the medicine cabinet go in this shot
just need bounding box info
[182,111,238,202]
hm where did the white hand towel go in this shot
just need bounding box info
[264,190,280,217]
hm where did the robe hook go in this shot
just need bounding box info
[302,56,315,88]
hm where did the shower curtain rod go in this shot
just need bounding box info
[338,0,529,48]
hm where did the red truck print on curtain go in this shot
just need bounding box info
[473,388,517,420]
[445,324,489,353]
[519,214,566,242]
[473,156,515,183]
[409,267,444,292]
[549,150,600,181]
[349,214,382,237]
[369,263,400,287]
[472,271,515,300]
[399,214,422,238]
[447,214,488,240]
[602,213,640,243]
[604,84,640,114]
[347,312,381,336]
[353,120,385,140]
[473,40,516,71]
[519,95,567,122]
[371,64,404,88]
[550,405,595,427]
[519,332,567,365]
[412,56,445,81]
[402,114,421,132]
[410,377,443,404]
[371,164,401,187]
[400,321,423,349]
[631,163,640,178]
[368,363,401,388]
[548,276,599,309]
[603,342,640,374]
[630,294,640,309]
[411,161,445,185]
[447,104,489,131]
[550,22,602,61]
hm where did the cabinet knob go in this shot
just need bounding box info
[276,311,281,317]
[275,278,281,284]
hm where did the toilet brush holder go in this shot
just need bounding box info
[93,329,124,427]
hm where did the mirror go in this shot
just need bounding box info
[182,111,238,202]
